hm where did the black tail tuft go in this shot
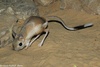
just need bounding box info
[74,23,93,30]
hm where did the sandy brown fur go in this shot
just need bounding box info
[12,16,48,50]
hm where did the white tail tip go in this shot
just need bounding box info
[84,23,93,27]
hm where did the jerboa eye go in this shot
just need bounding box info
[19,43,22,46]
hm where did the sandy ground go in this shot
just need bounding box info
[0,2,100,67]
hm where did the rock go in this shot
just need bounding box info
[60,0,100,15]
[60,0,82,10]
[34,0,100,15]
[0,29,7,38]
[12,0,39,19]
[80,0,100,15]
[34,0,56,6]
[0,0,39,19]
[0,29,11,48]
[97,5,100,15]
[0,9,5,14]
[5,7,14,15]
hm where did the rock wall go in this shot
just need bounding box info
[64,0,100,15]
[0,0,39,19]
[34,0,100,15]
[0,0,100,18]
[80,0,100,15]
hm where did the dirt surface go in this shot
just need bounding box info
[0,2,100,67]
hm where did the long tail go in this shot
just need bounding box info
[46,16,93,31]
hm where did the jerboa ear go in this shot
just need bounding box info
[16,19,19,23]
[42,21,48,28]
[12,30,16,39]
[18,34,24,40]
[12,30,20,39]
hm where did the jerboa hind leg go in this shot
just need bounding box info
[29,29,49,47]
